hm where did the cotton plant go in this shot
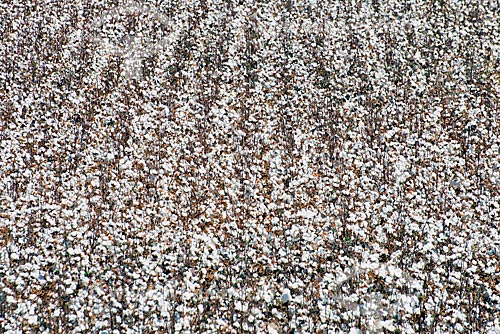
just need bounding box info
[1,0,500,333]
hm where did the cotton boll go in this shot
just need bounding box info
[27,314,38,325]
[267,323,279,334]
[380,320,396,331]
[281,288,291,304]
[227,287,236,298]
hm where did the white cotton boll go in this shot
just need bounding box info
[15,276,25,291]
[389,266,403,278]
[380,320,395,331]
[298,209,316,219]
[27,315,38,325]
[422,242,434,252]
[161,304,169,317]
[281,288,291,304]
[227,287,236,298]
[182,291,194,301]
[267,322,279,334]
[264,291,273,303]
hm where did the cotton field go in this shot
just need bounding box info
[1,0,499,333]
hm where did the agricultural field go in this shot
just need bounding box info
[1,0,499,333]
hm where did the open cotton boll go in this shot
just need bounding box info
[281,288,291,304]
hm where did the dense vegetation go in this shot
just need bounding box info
[1,0,499,333]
